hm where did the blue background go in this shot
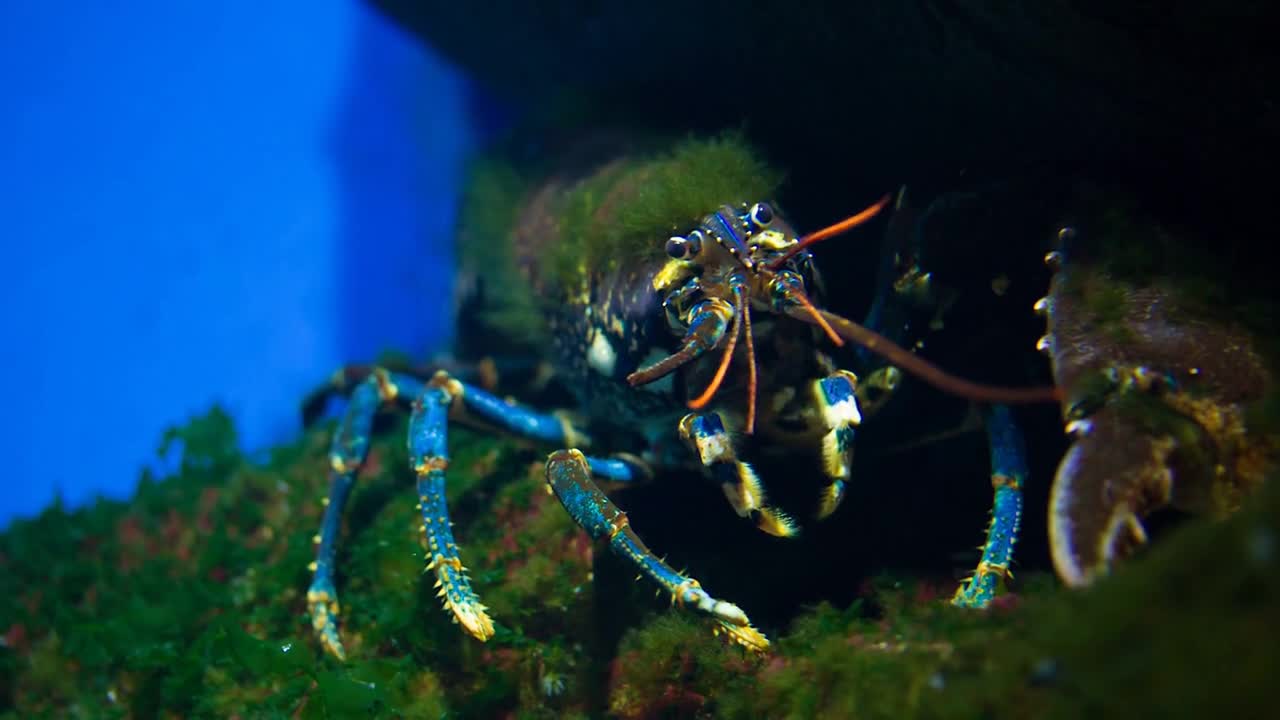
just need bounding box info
[0,1,478,526]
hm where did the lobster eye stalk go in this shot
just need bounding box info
[665,229,706,260]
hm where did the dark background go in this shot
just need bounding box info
[370,0,1276,626]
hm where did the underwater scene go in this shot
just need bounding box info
[3,2,1278,718]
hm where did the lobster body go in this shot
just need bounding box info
[304,132,1048,659]
[477,137,837,451]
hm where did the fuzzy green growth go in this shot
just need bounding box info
[1071,270,1137,345]
[5,407,1279,718]
[549,133,783,284]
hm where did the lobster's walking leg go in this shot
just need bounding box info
[410,382,495,642]
[813,370,862,519]
[411,372,651,638]
[679,413,798,537]
[301,364,431,428]
[307,369,425,660]
[952,404,1027,608]
[412,374,759,648]
[300,357,552,428]
[545,449,770,652]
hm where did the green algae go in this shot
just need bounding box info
[2,407,1277,718]
[457,130,782,336]
[548,133,783,284]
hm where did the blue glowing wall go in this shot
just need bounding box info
[0,1,474,526]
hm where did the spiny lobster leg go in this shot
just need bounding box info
[307,367,638,660]
[952,404,1027,609]
[307,368,425,661]
[678,413,798,537]
[814,370,862,519]
[545,449,770,653]
[410,381,495,642]
[413,372,653,642]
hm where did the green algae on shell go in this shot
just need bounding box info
[456,132,782,344]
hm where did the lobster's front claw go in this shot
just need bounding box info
[1049,404,1180,586]
[1040,221,1276,587]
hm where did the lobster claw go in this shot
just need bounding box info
[1041,221,1272,588]
[1048,405,1175,586]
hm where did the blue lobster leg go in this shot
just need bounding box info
[545,449,770,653]
[400,368,757,648]
[414,373,650,635]
[679,413,798,537]
[409,381,496,642]
[813,371,862,519]
[952,404,1027,608]
[307,368,426,660]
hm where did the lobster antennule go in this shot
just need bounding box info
[786,306,1062,405]
[767,193,893,270]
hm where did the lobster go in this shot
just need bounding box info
[300,133,1059,659]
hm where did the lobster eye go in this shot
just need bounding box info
[749,202,773,227]
[666,231,703,260]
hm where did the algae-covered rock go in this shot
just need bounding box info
[4,403,1277,718]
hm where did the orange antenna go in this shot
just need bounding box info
[740,293,758,434]
[789,287,843,347]
[785,306,1063,404]
[767,193,892,270]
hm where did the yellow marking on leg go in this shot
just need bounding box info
[413,456,450,475]
[821,431,847,480]
[306,588,346,660]
[713,620,771,653]
[755,506,798,537]
[817,482,844,519]
[428,370,464,398]
[991,473,1021,490]
[671,578,703,608]
[330,455,359,474]
[554,411,590,448]
[608,513,630,540]
[372,367,399,401]
[974,560,1011,581]
[426,554,495,641]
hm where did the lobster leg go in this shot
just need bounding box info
[307,368,425,660]
[300,357,552,428]
[410,372,655,638]
[952,404,1027,609]
[307,366,650,660]
[409,381,495,643]
[813,371,862,519]
[414,375,768,650]
[545,449,770,653]
[678,412,798,537]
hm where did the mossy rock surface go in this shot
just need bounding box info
[2,406,1278,718]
